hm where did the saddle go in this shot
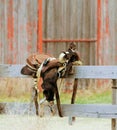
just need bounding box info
[26,53,53,70]
[40,58,63,77]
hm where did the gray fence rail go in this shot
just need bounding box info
[0,64,117,129]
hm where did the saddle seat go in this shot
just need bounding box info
[41,59,62,75]
[26,53,52,70]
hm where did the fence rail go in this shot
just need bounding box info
[0,64,117,129]
[61,104,117,118]
[1,64,117,78]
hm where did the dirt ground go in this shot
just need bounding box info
[0,115,111,130]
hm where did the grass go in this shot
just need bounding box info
[0,89,112,104]
[76,89,111,104]
[0,94,31,102]
[60,89,112,104]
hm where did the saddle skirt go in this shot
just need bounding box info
[26,53,53,70]
[36,58,63,78]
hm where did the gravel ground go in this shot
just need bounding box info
[0,115,111,130]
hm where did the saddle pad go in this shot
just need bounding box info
[26,53,53,67]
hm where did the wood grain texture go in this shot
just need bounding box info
[0,0,117,65]
[70,66,117,79]
[0,64,30,78]
[61,104,117,118]
[1,102,117,119]
[1,65,117,79]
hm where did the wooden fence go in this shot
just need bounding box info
[0,64,117,129]
[0,0,97,65]
[1,0,117,65]
[42,0,97,65]
[0,0,117,90]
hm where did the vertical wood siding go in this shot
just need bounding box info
[0,0,38,64]
[0,0,116,65]
[97,0,117,65]
[43,0,97,65]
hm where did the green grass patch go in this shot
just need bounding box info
[0,94,31,102]
[60,89,112,104]
[0,89,112,104]
[76,90,111,104]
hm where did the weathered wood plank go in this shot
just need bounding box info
[61,104,117,118]
[0,64,30,78]
[0,65,117,79]
[1,102,117,119]
[69,66,117,79]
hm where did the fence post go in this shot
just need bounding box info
[112,79,117,130]
[69,79,78,125]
